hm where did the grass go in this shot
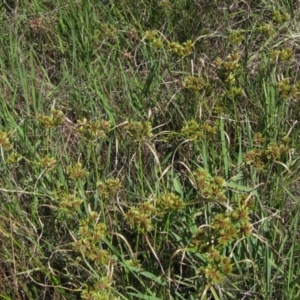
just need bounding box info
[0,0,300,299]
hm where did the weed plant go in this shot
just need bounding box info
[0,0,300,299]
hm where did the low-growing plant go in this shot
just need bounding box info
[0,0,300,299]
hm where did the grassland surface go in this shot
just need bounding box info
[0,1,300,299]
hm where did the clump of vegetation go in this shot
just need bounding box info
[0,1,300,300]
